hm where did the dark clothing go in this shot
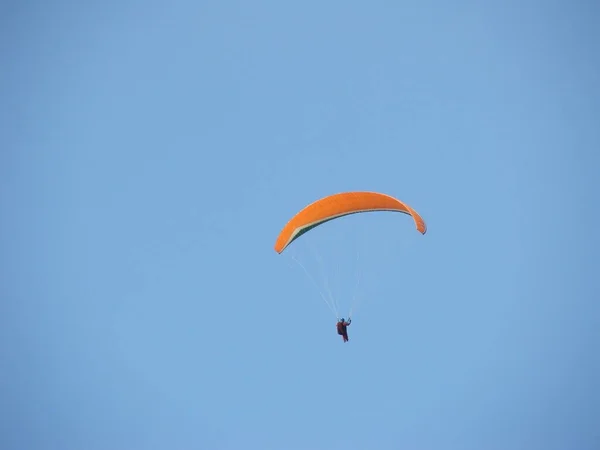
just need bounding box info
[336,320,351,342]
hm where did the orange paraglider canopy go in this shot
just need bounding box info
[274,191,426,254]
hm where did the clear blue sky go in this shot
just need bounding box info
[2,1,599,449]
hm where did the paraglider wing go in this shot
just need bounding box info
[274,191,426,254]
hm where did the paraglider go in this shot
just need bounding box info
[274,191,426,342]
[337,318,352,342]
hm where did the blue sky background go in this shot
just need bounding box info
[2,1,599,449]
